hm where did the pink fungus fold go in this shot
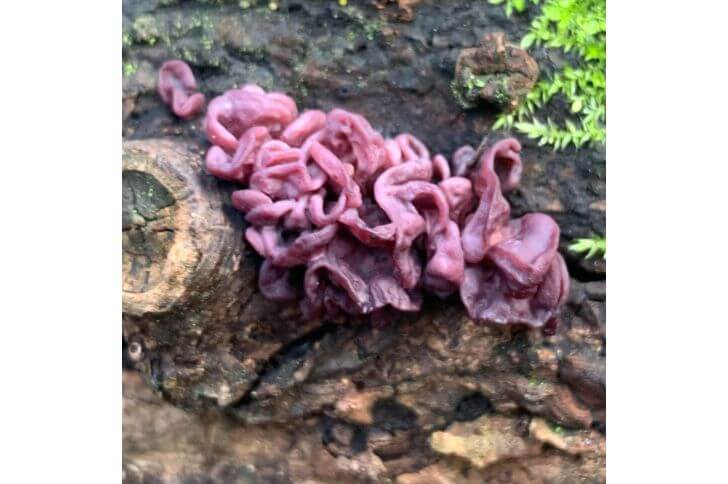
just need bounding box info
[158,60,206,119]
[204,84,298,152]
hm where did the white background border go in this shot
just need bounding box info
[0,1,121,481]
[1,0,727,481]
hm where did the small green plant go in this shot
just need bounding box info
[568,237,606,260]
[489,0,539,17]
[490,0,606,150]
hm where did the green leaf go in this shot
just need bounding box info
[568,237,606,260]
[543,5,561,20]
[521,33,536,49]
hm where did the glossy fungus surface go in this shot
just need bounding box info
[157,60,206,119]
[161,70,569,329]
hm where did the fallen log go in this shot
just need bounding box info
[121,1,606,481]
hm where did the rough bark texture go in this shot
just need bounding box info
[122,1,606,482]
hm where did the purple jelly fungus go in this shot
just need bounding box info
[157,60,206,119]
[161,70,569,330]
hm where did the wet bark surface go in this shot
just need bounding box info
[122,1,606,482]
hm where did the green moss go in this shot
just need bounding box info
[451,81,473,110]
[132,15,160,44]
[493,90,510,107]
[338,5,381,41]
[451,70,487,109]
[464,73,486,91]
[454,70,515,110]
[528,374,546,387]
[492,78,512,108]
[173,13,183,31]
[363,20,381,41]
[181,48,197,63]
[201,36,214,50]
[235,45,268,62]
[123,62,138,77]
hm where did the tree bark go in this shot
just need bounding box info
[123,139,251,321]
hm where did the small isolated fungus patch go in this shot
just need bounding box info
[158,61,569,330]
[158,60,206,119]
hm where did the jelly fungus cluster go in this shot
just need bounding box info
[158,60,569,330]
